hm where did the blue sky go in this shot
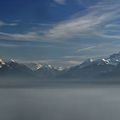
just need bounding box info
[0,0,120,67]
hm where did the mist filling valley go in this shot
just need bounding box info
[0,85,120,120]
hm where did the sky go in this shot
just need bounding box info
[0,0,120,67]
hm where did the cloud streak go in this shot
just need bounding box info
[53,0,66,5]
[77,46,97,53]
[44,1,120,40]
[0,20,18,27]
[0,32,42,41]
[0,0,120,42]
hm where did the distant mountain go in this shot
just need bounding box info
[0,59,34,78]
[1,51,120,84]
[0,60,63,80]
[106,52,120,65]
[60,59,115,79]
[35,64,63,79]
[59,52,120,81]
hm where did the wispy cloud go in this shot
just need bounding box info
[0,44,21,48]
[0,1,120,42]
[0,32,42,41]
[67,60,81,65]
[16,58,82,67]
[0,20,18,27]
[44,1,120,40]
[53,0,66,5]
[96,31,120,40]
[96,23,120,39]
[77,46,97,53]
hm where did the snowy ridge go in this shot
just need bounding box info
[1,51,120,79]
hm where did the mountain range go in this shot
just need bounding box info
[1,52,120,86]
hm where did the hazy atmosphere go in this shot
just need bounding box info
[1,86,120,120]
[1,1,120,120]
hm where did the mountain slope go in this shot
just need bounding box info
[0,59,35,79]
[1,51,120,83]
[60,59,115,79]
[35,64,62,79]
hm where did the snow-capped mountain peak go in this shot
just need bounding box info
[0,59,6,68]
[36,64,54,70]
[47,65,53,69]
[106,52,120,65]
[10,59,16,63]
[57,67,64,71]
[101,59,109,64]
[36,64,43,70]
[94,59,110,65]
[79,58,94,68]
[0,59,5,65]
